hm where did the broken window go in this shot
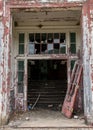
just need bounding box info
[54,33,59,54]
[70,33,76,54]
[18,60,24,93]
[28,33,66,54]
[19,33,25,54]
[41,33,47,53]
[29,33,35,54]
[60,33,66,54]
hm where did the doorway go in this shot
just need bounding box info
[27,59,67,110]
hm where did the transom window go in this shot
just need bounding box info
[28,33,66,54]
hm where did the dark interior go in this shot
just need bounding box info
[27,60,67,110]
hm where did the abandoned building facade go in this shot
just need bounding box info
[0,0,93,125]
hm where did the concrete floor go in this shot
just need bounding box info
[8,108,86,127]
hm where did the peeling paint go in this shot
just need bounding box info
[0,0,93,126]
[82,0,93,125]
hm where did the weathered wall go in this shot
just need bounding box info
[82,0,93,125]
[8,0,86,3]
[0,0,11,125]
[7,0,85,8]
[0,0,92,125]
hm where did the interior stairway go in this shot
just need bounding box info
[27,80,67,110]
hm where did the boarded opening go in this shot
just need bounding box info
[27,60,67,110]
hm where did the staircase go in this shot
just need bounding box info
[27,80,67,109]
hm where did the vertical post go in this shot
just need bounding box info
[67,32,71,89]
[0,0,11,124]
[24,59,27,111]
[82,0,93,125]
[24,32,28,111]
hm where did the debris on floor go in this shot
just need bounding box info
[73,115,79,119]
[8,109,86,127]
[25,117,30,121]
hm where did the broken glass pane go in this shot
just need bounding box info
[35,44,40,54]
[41,33,47,44]
[54,44,59,54]
[29,33,34,42]
[54,33,60,43]
[48,33,53,43]
[60,33,66,43]
[41,44,47,53]
[35,33,40,43]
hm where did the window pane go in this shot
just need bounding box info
[18,60,24,93]
[35,33,40,43]
[18,82,23,93]
[18,61,24,70]
[19,44,24,54]
[18,72,24,82]
[48,44,53,54]
[70,33,76,43]
[41,33,47,43]
[41,44,47,53]
[54,44,59,54]
[60,33,66,43]
[29,33,34,42]
[54,33,59,43]
[54,33,59,39]
[29,43,35,54]
[35,44,40,54]
[19,33,24,43]
[60,44,66,54]
[70,44,76,54]
[60,47,66,54]
[48,33,53,43]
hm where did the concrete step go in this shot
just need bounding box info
[1,127,93,130]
